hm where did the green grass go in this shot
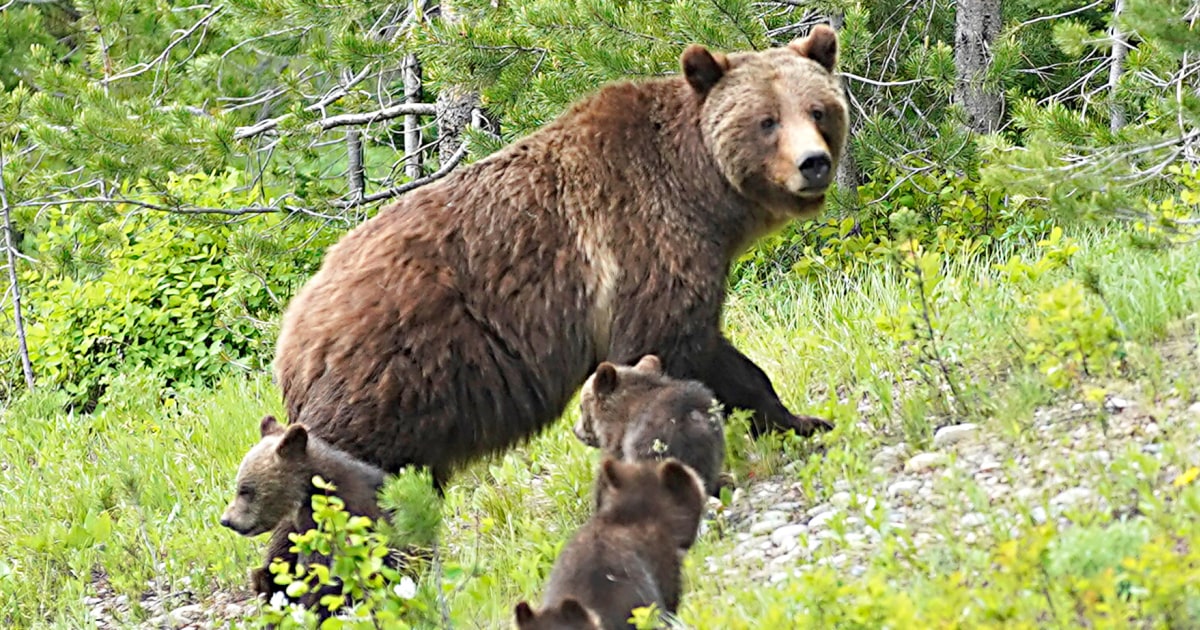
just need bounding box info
[2,226,1199,628]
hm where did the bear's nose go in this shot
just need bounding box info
[797,151,832,188]
[219,515,233,529]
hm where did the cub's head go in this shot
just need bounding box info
[574,354,666,449]
[593,457,707,551]
[513,599,600,629]
[683,24,848,229]
[219,415,311,537]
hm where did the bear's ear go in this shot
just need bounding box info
[633,354,662,374]
[276,424,309,460]
[599,456,625,491]
[259,414,285,437]
[681,44,730,95]
[789,24,839,73]
[559,599,592,623]
[513,601,535,624]
[592,362,619,396]
[658,459,702,501]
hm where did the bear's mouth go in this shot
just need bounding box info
[795,184,828,199]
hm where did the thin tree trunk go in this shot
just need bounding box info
[954,0,1004,133]
[1108,0,1127,133]
[434,0,480,165]
[0,152,35,390]
[402,53,423,179]
[825,13,861,206]
[347,129,365,199]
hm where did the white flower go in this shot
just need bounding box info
[269,591,288,609]
[394,576,417,600]
[290,605,307,624]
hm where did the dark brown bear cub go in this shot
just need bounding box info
[531,457,707,630]
[220,415,393,607]
[272,25,848,496]
[575,354,726,497]
[513,599,601,629]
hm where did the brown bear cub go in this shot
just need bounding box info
[529,457,707,630]
[575,354,726,497]
[271,25,847,500]
[513,599,601,630]
[220,415,393,607]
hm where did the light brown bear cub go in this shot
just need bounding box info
[575,355,726,497]
[220,415,392,605]
[521,457,706,630]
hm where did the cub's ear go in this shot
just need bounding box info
[513,601,536,624]
[592,363,619,396]
[633,354,663,374]
[559,599,593,623]
[658,459,703,501]
[789,23,839,73]
[276,424,309,460]
[259,414,284,437]
[681,44,730,95]
[599,456,625,491]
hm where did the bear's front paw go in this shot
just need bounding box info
[250,566,277,598]
[781,413,834,437]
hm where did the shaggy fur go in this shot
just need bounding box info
[272,26,848,490]
[535,458,707,630]
[220,416,392,607]
[575,355,726,497]
[513,598,602,630]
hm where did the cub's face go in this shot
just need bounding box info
[684,25,848,228]
[574,354,664,449]
[219,416,310,537]
[513,599,601,630]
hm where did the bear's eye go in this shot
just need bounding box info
[811,108,824,122]
[759,117,778,131]
[238,484,255,499]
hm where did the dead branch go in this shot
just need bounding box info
[332,141,470,210]
[317,102,437,131]
[103,5,224,84]
[0,148,35,390]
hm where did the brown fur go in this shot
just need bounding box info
[535,458,706,630]
[513,598,602,630]
[575,355,726,497]
[272,26,848,491]
[220,415,392,608]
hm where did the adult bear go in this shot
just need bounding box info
[274,25,848,491]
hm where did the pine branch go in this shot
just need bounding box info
[102,5,225,85]
[332,141,470,210]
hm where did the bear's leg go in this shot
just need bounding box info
[254,524,297,598]
[699,336,833,438]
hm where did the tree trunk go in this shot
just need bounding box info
[1108,0,1126,133]
[954,0,1004,134]
[402,53,424,179]
[346,129,365,199]
[435,87,478,164]
[0,155,35,391]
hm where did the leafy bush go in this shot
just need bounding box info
[13,170,339,406]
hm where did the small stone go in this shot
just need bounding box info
[961,513,986,528]
[830,491,852,508]
[769,571,789,584]
[1188,402,1200,416]
[1105,396,1131,412]
[905,452,949,473]
[1030,506,1048,524]
[1143,423,1162,438]
[1052,487,1093,507]
[168,604,204,625]
[964,532,978,544]
[770,524,809,548]
[872,444,909,470]
[933,423,980,448]
[806,503,834,518]
[808,509,838,530]
[750,511,789,535]
[977,459,1002,473]
[888,480,921,497]
[771,501,802,512]
[843,532,867,547]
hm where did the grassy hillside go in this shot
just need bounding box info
[2,225,1199,628]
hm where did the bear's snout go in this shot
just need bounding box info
[796,150,832,190]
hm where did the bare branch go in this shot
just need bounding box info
[233,64,379,140]
[18,197,281,216]
[332,141,470,210]
[1017,1,1105,28]
[103,5,224,84]
[841,72,927,87]
[317,102,437,131]
[0,147,35,390]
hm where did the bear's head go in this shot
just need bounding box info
[513,598,601,629]
[220,415,311,537]
[593,456,707,551]
[574,354,666,449]
[683,24,848,232]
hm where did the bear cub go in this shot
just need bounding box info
[531,457,707,630]
[575,355,726,497]
[220,415,393,604]
[513,598,601,629]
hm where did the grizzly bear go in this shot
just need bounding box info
[219,415,396,608]
[574,354,726,497]
[513,599,601,630]
[531,457,707,630]
[272,25,847,491]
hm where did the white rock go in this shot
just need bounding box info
[843,532,867,547]
[977,459,1002,473]
[772,501,802,512]
[933,423,980,448]
[905,452,949,473]
[808,509,838,530]
[770,524,809,547]
[887,480,921,497]
[830,491,853,508]
[1030,506,1048,524]
[1189,401,1200,416]
[806,503,834,518]
[749,512,789,535]
[1051,487,1093,507]
[961,513,986,528]
[1105,396,1131,412]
